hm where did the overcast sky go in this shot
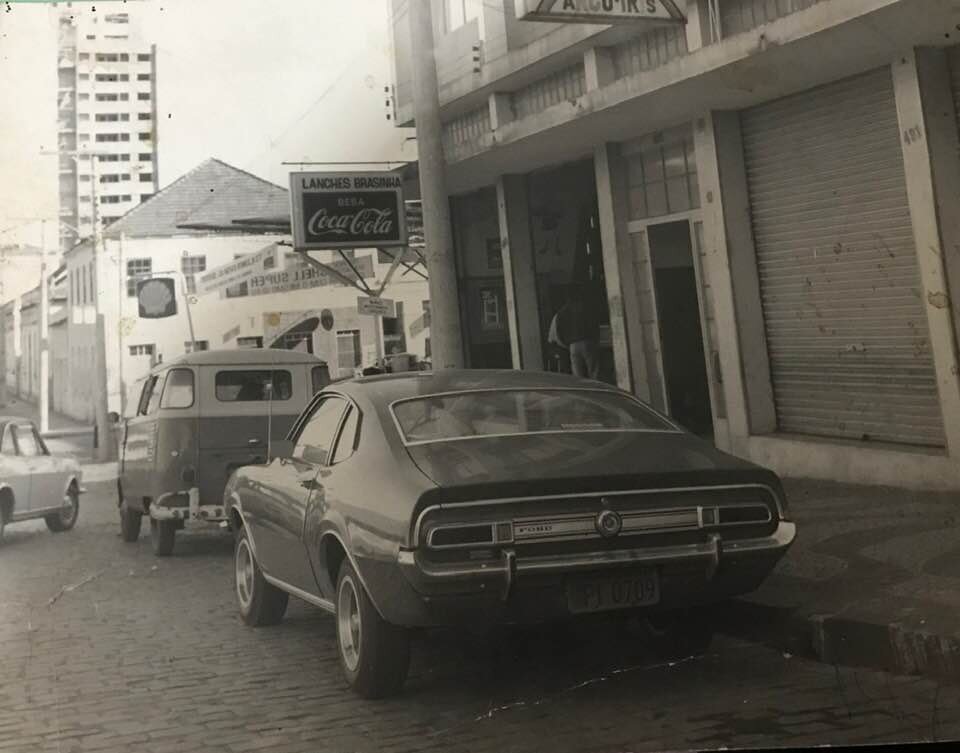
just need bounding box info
[0,0,414,250]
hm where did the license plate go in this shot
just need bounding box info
[566,570,660,614]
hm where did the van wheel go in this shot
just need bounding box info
[235,526,288,626]
[336,560,410,698]
[150,518,176,556]
[120,502,142,542]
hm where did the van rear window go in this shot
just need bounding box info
[215,370,292,402]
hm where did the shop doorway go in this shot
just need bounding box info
[648,221,713,437]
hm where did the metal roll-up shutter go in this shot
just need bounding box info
[741,67,945,447]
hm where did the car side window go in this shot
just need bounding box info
[0,425,14,455]
[293,396,346,466]
[160,368,195,409]
[14,426,40,457]
[330,406,360,465]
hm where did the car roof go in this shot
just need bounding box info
[334,369,623,404]
[148,348,327,372]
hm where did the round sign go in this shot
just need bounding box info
[320,309,334,331]
[266,312,281,327]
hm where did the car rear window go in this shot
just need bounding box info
[215,370,292,402]
[391,389,675,444]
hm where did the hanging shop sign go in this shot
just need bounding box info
[137,278,178,319]
[196,244,278,296]
[514,0,685,24]
[290,171,408,250]
[245,255,375,298]
[357,296,396,318]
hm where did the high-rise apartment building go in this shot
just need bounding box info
[56,6,158,254]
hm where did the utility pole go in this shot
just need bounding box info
[409,0,464,369]
[90,153,113,461]
[0,294,6,409]
[39,220,50,433]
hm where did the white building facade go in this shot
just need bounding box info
[390,0,960,490]
[60,159,431,421]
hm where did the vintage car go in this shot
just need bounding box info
[0,417,83,543]
[224,370,796,697]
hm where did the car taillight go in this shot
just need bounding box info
[426,521,514,549]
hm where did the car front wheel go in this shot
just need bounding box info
[45,484,79,533]
[235,526,288,626]
[335,560,410,699]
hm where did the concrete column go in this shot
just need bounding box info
[892,49,960,456]
[683,0,708,52]
[489,92,513,132]
[584,46,616,91]
[693,111,777,453]
[496,175,543,370]
[594,142,650,399]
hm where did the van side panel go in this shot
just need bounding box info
[150,414,201,502]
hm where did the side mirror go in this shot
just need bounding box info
[270,439,294,461]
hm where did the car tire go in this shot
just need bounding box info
[45,484,79,533]
[335,560,410,699]
[234,526,288,627]
[639,609,715,658]
[150,518,176,556]
[119,501,142,543]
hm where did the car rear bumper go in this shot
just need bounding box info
[377,521,795,627]
[149,487,228,524]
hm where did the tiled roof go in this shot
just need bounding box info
[102,158,290,240]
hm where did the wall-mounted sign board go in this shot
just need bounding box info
[514,0,685,24]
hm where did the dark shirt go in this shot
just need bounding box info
[556,298,599,345]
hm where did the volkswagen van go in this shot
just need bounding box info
[118,349,330,556]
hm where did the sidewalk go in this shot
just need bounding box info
[713,477,960,683]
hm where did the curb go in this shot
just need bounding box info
[812,613,960,681]
[715,599,960,683]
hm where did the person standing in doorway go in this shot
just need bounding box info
[556,284,600,380]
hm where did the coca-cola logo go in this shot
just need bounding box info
[307,207,394,238]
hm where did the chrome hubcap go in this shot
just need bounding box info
[235,538,255,611]
[337,577,362,672]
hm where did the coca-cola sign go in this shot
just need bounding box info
[290,171,408,250]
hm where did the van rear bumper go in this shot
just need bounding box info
[150,488,228,523]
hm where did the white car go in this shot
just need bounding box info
[0,417,82,543]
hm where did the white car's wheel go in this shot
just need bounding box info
[45,484,79,533]
[234,526,288,626]
[335,560,410,698]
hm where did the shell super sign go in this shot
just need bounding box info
[137,278,178,319]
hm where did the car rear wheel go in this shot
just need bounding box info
[150,518,176,556]
[234,526,288,626]
[45,484,79,533]
[335,560,410,699]
[119,501,142,542]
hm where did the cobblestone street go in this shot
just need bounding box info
[1,482,958,753]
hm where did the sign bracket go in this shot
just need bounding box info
[295,250,374,296]
[336,249,375,296]
[378,246,429,283]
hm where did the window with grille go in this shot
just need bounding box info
[127,258,151,296]
[625,135,700,219]
[185,341,210,354]
[129,344,154,357]
[510,64,586,121]
[181,255,206,294]
[236,336,263,349]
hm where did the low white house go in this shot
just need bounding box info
[60,158,431,421]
